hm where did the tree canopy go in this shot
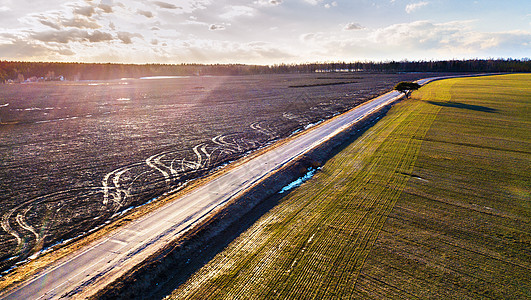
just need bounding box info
[1,59,530,83]
[394,81,421,98]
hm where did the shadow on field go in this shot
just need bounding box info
[427,101,498,113]
[94,106,393,300]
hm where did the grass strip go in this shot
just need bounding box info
[353,74,530,299]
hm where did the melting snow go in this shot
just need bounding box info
[279,168,319,194]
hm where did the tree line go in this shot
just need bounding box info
[1,59,529,83]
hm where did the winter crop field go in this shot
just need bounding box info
[168,74,530,299]
[0,72,434,274]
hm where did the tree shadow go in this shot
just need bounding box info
[427,101,498,113]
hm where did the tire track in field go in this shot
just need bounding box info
[103,126,270,212]
[16,208,39,243]
[1,121,271,270]
[102,163,143,206]
[1,187,107,262]
[250,121,278,140]
[146,153,172,186]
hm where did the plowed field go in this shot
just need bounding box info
[0,72,434,274]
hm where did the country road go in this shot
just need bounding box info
[1,77,445,299]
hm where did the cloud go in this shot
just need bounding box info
[83,30,115,43]
[370,21,530,57]
[98,4,113,13]
[209,24,226,31]
[405,1,428,14]
[344,22,363,30]
[220,6,255,19]
[137,9,154,18]
[324,2,338,9]
[183,19,209,26]
[117,31,143,44]
[0,38,52,59]
[370,20,462,47]
[31,9,103,31]
[294,19,531,62]
[39,19,62,30]
[61,17,101,29]
[2,0,527,64]
[73,6,96,17]
[303,0,323,5]
[254,0,282,6]
[31,29,113,44]
[31,30,77,44]
[153,1,182,9]
[174,39,295,64]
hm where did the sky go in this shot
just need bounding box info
[0,0,529,64]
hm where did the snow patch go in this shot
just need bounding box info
[279,168,319,194]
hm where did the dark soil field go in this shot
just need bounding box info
[0,72,436,273]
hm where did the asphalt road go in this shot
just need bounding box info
[1,86,416,299]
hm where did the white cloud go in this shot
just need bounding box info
[298,20,531,61]
[219,6,255,19]
[0,0,528,63]
[0,37,76,60]
[324,2,337,9]
[31,14,103,30]
[152,1,182,10]
[30,28,114,44]
[73,5,95,17]
[304,0,324,6]
[209,24,226,30]
[254,0,282,6]
[117,31,143,44]
[344,22,363,30]
[173,39,295,64]
[405,1,428,14]
[137,9,154,18]
[369,20,470,47]
[39,19,61,30]
[183,19,208,26]
[61,17,101,29]
[98,3,113,14]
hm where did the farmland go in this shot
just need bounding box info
[0,72,434,274]
[168,74,530,299]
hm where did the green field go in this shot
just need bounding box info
[168,74,530,299]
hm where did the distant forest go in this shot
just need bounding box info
[1,59,529,83]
